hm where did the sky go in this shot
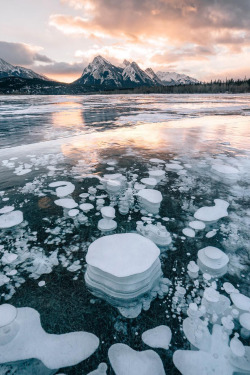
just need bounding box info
[1,0,250,83]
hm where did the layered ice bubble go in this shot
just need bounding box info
[85,233,164,317]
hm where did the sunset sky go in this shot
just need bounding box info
[1,0,250,83]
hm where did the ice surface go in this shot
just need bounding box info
[1,94,250,373]
[108,343,166,375]
[142,325,172,349]
[194,199,229,221]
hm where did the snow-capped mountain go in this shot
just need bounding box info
[145,68,163,85]
[74,56,198,89]
[156,71,199,86]
[0,58,49,80]
[122,61,156,87]
[73,55,124,88]
[74,56,156,88]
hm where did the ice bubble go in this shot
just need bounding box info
[86,233,160,278]
[142,325,172,350]
[230,293,250,313]
[165,163,183,170]
[182,228,195,238]
[194,199,229,222]
[87,363,108,375]
[79,193,90,199]
[98,206,117,231]
[14,167,32,176]
[212,164,238,176]
[0,304,17,328]
[187,261,199,278]
[223,282,237,294]
[188,221,205,230]
[197,246,229,277]
[137,189,163,215]
[1,252,18,264]
[134,182,146,190]
[239,313,250,339]
[0,206,14,214]
[149,158,165,164]
[173,324,248,375]
[230,335,245,357]
[68,209,80,217]
[0,210,23,228]
[85,234,162,317]
[137,222,172,247]
[205,229,217,238]
[0,305,99,369]
[79,203,94,213]
[49,181,75,197]
[108,343,166,375]
[141,178,157,188]
[106,179,121,194]
[54,199,78,209]
[148,170,165,182]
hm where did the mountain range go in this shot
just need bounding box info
[0,55,199,94]
[73,56,198,88]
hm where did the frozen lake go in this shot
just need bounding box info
[0,94,250,374]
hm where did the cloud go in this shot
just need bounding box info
[0,41,53,65]
[36,61,84,75]
[52,0,250,47]
[151,45,216,64]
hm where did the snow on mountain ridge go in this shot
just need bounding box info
[156,71,199,85]
[145,68,163,85]
[0,58,49,80]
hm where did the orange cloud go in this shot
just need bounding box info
[55,0,250,46]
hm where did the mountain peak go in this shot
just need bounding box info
[92,55,110,65]
[123,59,131,67]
